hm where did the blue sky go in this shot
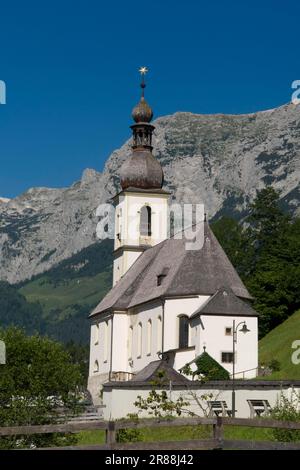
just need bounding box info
[0,0,299,197]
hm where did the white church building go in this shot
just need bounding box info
[88,73,258,404]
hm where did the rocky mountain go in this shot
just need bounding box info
[0,102,299,283]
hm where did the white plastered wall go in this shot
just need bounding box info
[88,315,112,404]
[164,296,210,353]
[127,300,163,374]
[102,385,297,421]
[192,315,258,379]
[113,191,169,285]
[124,192,169,246]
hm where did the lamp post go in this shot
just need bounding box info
[232,320,250,418]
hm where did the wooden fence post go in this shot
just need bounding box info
[106,421,116,448]
[212,417,224,449]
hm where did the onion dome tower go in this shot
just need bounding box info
[113,68,169,286]
[120,67,164,190]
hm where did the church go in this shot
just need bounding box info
[88,71,258,404]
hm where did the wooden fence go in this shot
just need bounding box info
[0,416,300,450]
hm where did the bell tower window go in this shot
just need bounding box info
[140,205,152,236]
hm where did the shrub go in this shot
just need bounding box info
[185,352,230,381]
[267,359,281,372]
[116,414,143,443]
[270,392,300,442]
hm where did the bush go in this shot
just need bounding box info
[185,352,230,381]
[116,414,143,443]
[268,359,281,372]
[270,393,300,442]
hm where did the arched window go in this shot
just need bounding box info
[137,322,142,358]
[93,360,99,373]
[157,316,162,353]
[178,315,189,349]
[128,325,133,360]
[104,320,109,362]
[94,323,99,345]
[140,205,151,236]
[147,319,152,356]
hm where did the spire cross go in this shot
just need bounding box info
[138,66,149,97]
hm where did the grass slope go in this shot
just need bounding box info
[20,271,111,320]
[259,309,300,379]
[18,240,113,343]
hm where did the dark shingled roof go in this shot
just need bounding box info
[104,360,191,387]
[191,287,258,318]
[90,222,252,317]
[120,148,164,190]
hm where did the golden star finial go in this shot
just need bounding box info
[139,66,149,75]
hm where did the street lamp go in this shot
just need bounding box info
[232,320,250,418]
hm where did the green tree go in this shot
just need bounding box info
[245,190,300,336]
[64,340,89,384]
[0,281,45,335]
[246,187,291,276]
[0,327,83,449]
[211,217,253,278]
[213,189,300,337]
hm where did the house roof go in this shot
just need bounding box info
[104,359,191,387]
[191,287,258,318]
[90,222,252,318]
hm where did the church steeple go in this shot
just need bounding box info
[113,68,169,286]
[131,67,154,149]
[120,67,164,190]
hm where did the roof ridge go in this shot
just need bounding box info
[90,243,164,316]
[192,286,257,317]
[114,243,166,309]
[90,219,253,317]
[169,220,207,241]
[190,291,218,318]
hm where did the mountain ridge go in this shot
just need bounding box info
[0,102,299,283]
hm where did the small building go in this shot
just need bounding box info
[88,73,258,405]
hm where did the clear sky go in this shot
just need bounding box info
[0,0,299,197]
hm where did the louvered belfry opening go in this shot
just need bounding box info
[140,205,152,236]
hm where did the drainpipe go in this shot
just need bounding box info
[109,313,114,381]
